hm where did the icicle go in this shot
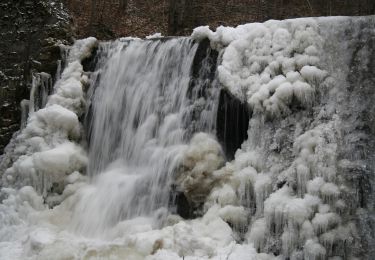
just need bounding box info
[304,239,326,260]
[29,73,40,115]
[246,218,267,252]
[28,72,52,114]
[282,226,298,257]
[254,173,272,215]
[296,163,310,196]
[312,212,341,234]
[55,59,62,82]
[20,99,30,129]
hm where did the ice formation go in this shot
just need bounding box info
[0,37,97,258]
[1,16,374,260]
[191,16,373,260]
[192,18,327,117]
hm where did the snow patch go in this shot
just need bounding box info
[192,19,326,116]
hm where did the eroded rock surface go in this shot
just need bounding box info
[0,0,74,153]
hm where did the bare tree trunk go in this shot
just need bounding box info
[167,0,187,35]
[120,0,128,11]
[90,0,97,33]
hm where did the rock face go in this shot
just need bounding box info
[331,17,375,257]
[0,0,74,154]
[216,89,251,160]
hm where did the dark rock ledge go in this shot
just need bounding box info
[0,0,74,154]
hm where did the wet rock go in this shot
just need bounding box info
[216,89,251,160]
[0,0,74,154]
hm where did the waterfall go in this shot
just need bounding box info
[69,38,221,236]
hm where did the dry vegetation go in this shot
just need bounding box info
[63,0,375,39]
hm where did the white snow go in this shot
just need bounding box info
[146,33,163,39]
[192,18,327,116]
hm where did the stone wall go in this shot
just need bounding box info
[0,0,74,153]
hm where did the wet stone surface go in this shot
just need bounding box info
[0,0,74,154]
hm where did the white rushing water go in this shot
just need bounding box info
[0,16,374,260]
[71,38,221,237]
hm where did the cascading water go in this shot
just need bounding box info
[69,38,221,237]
